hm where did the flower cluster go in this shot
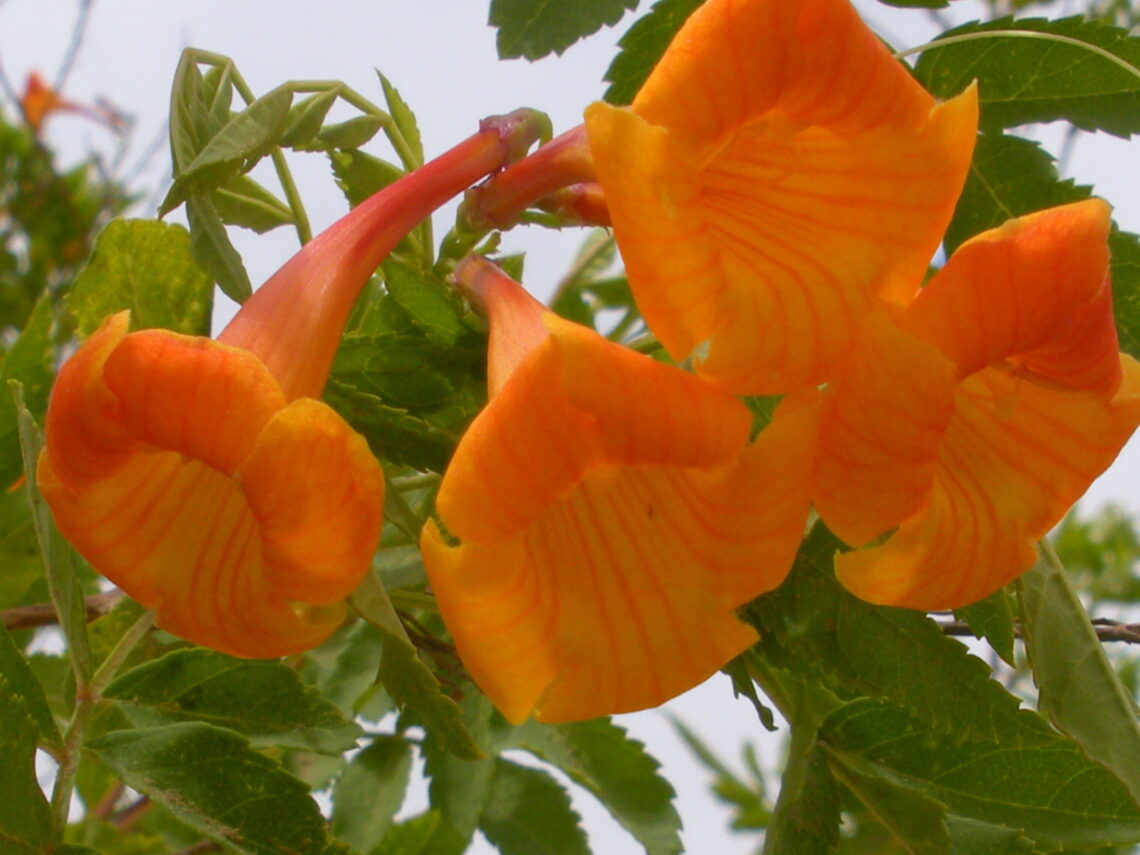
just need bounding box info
[38,0,1140,723]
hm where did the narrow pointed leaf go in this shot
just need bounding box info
[914,17,1140,137]
[212,175,294,234]
[1018,545,1140,804]
[379,73,423,166]
[0,621,61,750]
[169,51,208,172]
[14,383,91,683]
[0,297,56,489]
[954,591,1017,667]
[490,0,638,60]
[186,193,253,302]
[280,89,340,148]
[351,570,479,759]
[763,744,840,855]
[91,722,331,855]
[104,648,363,754]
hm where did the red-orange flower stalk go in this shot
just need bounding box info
[420,257,819,723]
[810,200,1140,609]
[38,117,537,657]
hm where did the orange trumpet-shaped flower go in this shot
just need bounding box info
[38,122,530,657]
[584,0,978,395]
[811,200,1140,610]
[420,258,819,723]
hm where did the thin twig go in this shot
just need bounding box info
[940,617,1140,645]
[54,0,95,91]
[2,591,123,631]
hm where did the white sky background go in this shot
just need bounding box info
[2,1,1138,853]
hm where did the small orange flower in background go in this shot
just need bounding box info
[38,126,524,657]
[811,199,1140,609]
[584,0,978,395]
[420,258,819,723]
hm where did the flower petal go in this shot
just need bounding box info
[103,329,287,475]
[901,199,1119,392]
[239,398,383,605]
[811,312,957,547]
[836,357,1140,608]
[585,0,978,393]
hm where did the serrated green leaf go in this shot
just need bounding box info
[954,590,1017,667]
[503,717,682,855]
[162,85,293,214]
[330,150,405,208]
[104,648,362,754]
[478,760,589,855]
[315,621,390,717]
[280,89,340,148]
[351,570,480,760]
[14,384,91,684]
[1017,544,1140,804]
[201,62,236,139]
[303,115,386,152]
[603,0,705,104]
[0,620,59,750]
[0,296,56,489]
[490,0,639,60]
[945,816,1036,855]
[169,51,209,173]
[824,744,951,855]
[0,675,54,854]
[68,219,213,336]
[821,699,1140,849]
[673,719,770,833]
[186,193,253,302]
[382,261,470,347]
[212,174,294,234]
[421,696,496,855]
[91,722,331,855]
[379,73,423,166]
[723,654,777,730]
[1109,228,1140,361]
[745,524,1022,742]
[914,17,1140,137]
[331,736,413,853]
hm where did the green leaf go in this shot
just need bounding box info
[1109,228,1140,362]
[603,0,705,104]
[212,175,294,234]
[103,648,363,754]
[302,115,386,152]
[169,51,209,173]
[330,149,405,208]
[162,85,293,214]
[503,718,682,855]
[202,62,236,138]
[14,384,91,683]
[280,89,340,148]
[0,621,60,750]
[68,219,214,336]
[763,744,840,855]
[90,722,331,855]
[826,744,950,855]
[0,675,54,855]
[913,17,1140,137]
[673,719,770,833]
[820,699,1140,849]
[382,261,471,347]
[745,524,1022,742]
[490,0,639,60]
[478,760,589,855]
[186,193,253,302]
[331,736,413,853]
[1017,544,1140,804]
[945,817,1036,855]
[351,570,480,760]
[379,73,424,166]
[377,812,442,855]
[953,589,1017,667]
[0,296,56,489]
